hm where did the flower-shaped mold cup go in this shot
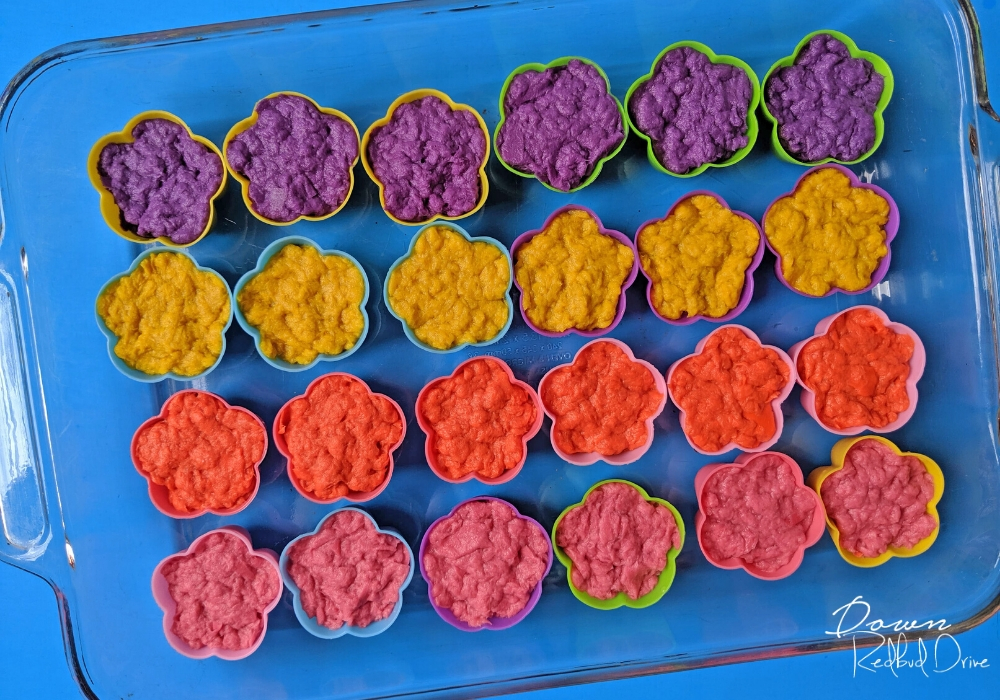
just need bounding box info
[88,110,227,248]
[131,390,267,518]
[361,89,490,225]
[807,436,944,568]
[384,222,514,354]
[273,372,406,505]
[223,91,361,226]
[762,164,899,298]
[624,42,760,178]
[95,248,234,383]
[279,508,415,639]
[761,30,894,166]
[789,305,926,435]
[151,526,282,660]
[538,339,667,466]
[694,452,825,580]
[233,236,370,371]
[511,205,638,338]
[551,479,685,609]
[494,57,628,193]
[666,325,796,456]
[635,191,765,325]
[415,357,544,485]
[419,497,553,632]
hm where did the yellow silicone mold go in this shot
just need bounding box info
[88,111,227,248]
[361,89,490,226]
[223,91,361,226]
[807,436,944,568]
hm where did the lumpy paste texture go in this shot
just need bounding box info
[496,59,625,191]
[638,195,759,320]
[797,308,914,430]
[97,252,230,377]
[821,440,937,558]
[161,532,280,651]
[367,95,486,222]
[286,510,410,629]
[279,374,404,500]
[422,500,549,627]
[542,342,663,457]
[669,327,791,453]
[629,47,753,174]
[765,34,884,162]
[556,482,680,600]
[387,226,510,350]
[515,209,634,333]
[226,94,359,222]
[133,392,266,514]
[237,244,366,365]
[418,358,537,480]
[764,167,889,296]
[98,118,223,244]
[700,454,817,574]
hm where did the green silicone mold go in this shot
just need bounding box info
[494,56,628,193]
[760,29,894,166]
[551,479,685,610]
[624,41,760,178]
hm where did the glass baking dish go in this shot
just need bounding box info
[2,0,1000,697]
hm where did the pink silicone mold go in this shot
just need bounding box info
[130,390,267,519]
[273,372,406,504]
[789,305,926,435]
[418,497,553,632]
[538,338,667,466]
[666,325,796,456]
[694,452,826,580]
[415,356,544,485]
[151,526,282,660]
[635,191,765,326]
[762,164,900,298]
[511,205,638,338]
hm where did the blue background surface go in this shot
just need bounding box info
[2,1,1000,698]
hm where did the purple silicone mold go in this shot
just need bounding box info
[419,497,553,632]
[762,164,899,298]
[789,305,926,435]
[511,205,638,338]
[635,191,764,325]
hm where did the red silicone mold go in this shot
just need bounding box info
[789,305,926,435]
[151,526,282,660]
[273,372,406,504]
[694,452,826,580]
[415,356,544,485]
[538,338,667,466]
[130,390,267,519]
[666,325,796,456]
[635,191,765,326]
[511,205,638,338]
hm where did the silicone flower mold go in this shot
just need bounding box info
[539,339,666,466]
[695,452,825,580]
[234,236,369,371]
[362,89,490,225]
[385,223,513,353]
[88,110,227,247]
[280,508,415,639]
[667,325,795,455]
[552,479,685,609]
[131,390,267,518]
[416,356,543,484]
[790,305,925,435]
[151,527,282,660]
[273,372,405,504]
